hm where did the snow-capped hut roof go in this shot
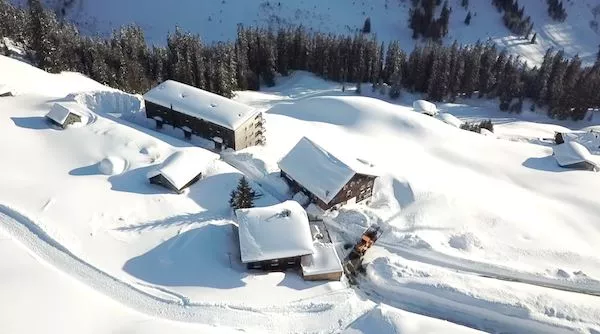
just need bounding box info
[301,242,343,280]
[0,84,16,97]
[46,103,83,126]
[437,112,463,128]
[147,149,217,192]
[143,80,259,130]
[235,201,314,263]
[278,137,378,204]
[413,100,438,116]
[553,141,599,171]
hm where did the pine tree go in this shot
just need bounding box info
[464,12,472,25]
[461,0,469,8]
[530,32,537,44]
[229,176,256,210]
[362,17,371,33]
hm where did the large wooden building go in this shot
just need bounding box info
[143,80,265,150]
[278,137,378,210]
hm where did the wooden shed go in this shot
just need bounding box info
[45,103,82,129]
[147,149,217,193]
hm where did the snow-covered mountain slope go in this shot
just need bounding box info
[10,0,600,65]
[2,54,600,334]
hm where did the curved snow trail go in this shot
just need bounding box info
[325,216,600,297]
[0,204,366,333]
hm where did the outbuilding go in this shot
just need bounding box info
[553,141,599,171]
[147,149,217,193]
[143,80,265,150]
[236,201,314,270]
[45,103,83,128]
[278,137,378,210]
[301,242,343,281]
[413,100,438,116]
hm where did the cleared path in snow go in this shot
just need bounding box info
[0,204,366,334]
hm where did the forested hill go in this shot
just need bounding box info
[1,0,599,121]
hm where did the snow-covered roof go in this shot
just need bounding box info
[236,201,314,263]
[147,149,217,190]
[301,242,343,277]
[143,80,259,130]
[413,100,438,116]
[278,137,378,204]
[0,84,16,96]
[46,103,82,125]
[553,141,599,170]
[437,112,462,128]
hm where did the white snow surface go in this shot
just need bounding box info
[413,100,438,116]
[46,102,83,125]
[236,201,314,263]
[143,80,259,130]
[437,112,463,128]
[278,136,376,204]
[99,156,126,175]
[147,149,217,191]
[553,141,599,169]
[301,242,343,277]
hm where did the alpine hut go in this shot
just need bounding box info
[143,80,265,150]
[278,137,378,210]
[147,149,217,193]
[553,141,599,171]
[236,201,314,270]
[45,103,83,129]
[413,100,438,116]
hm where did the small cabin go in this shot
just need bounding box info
[413,100,438,116]
[147,149,217,193]
[45,103,82,129]
[553,141,599,171]
[278,137,378,210]
[301,242,343,281]
[143,80,265,150]
[236,201,314,271]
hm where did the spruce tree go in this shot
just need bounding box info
[229,176,256,210]
[464,12,472,25]
[362,17,371,34]
[531,32,537,44]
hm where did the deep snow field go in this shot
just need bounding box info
[2,52,600,334]
[10,0,600,66]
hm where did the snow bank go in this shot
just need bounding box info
[73,90,143,116]
[144,80,258,130]
[413,100,438,116]
[98,156,126,175]
[437,112,462,128]
[236,201,314,263]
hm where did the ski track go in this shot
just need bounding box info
[0,204,365,334]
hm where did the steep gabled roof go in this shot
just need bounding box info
[147,149,217,191]
[553,141,599,170]
[278,137,377,204]
[143,80,259,130]
[236,201,314,263]
[46,103,83,125]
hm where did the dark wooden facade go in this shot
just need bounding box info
[281,171,377,210]
[145,100,236,148]
[245,256,302,271]
[149,172,202,194]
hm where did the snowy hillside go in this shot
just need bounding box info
[10,0,600,65]
[2,52,600,334]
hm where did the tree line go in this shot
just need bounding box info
[1,0,599,121]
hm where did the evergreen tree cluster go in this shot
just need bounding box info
[460,119,494,133]
[492,0,533,37]
[409,0,451,40]
[1,0,599,121]
[229,176,257,210]
[546,0,567,22]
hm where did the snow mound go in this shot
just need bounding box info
[344,304,483,334]
[98,156,126,175]
[437,112,463,128]
[448,232,483,252]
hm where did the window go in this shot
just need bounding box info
[346,190,352,197]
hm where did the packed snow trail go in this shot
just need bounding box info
[0,204,367,334]
[325,215,600,298]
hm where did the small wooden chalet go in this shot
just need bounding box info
[147,149,217,193]
[301,242,343,281]
[278,137,378,210]
[45,103,82,128]
[236,201,314,271]
[143,80,265,150]
[553,141,599,172]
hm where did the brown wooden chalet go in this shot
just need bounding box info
[143,80,265,151]
[278,137,378,210]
